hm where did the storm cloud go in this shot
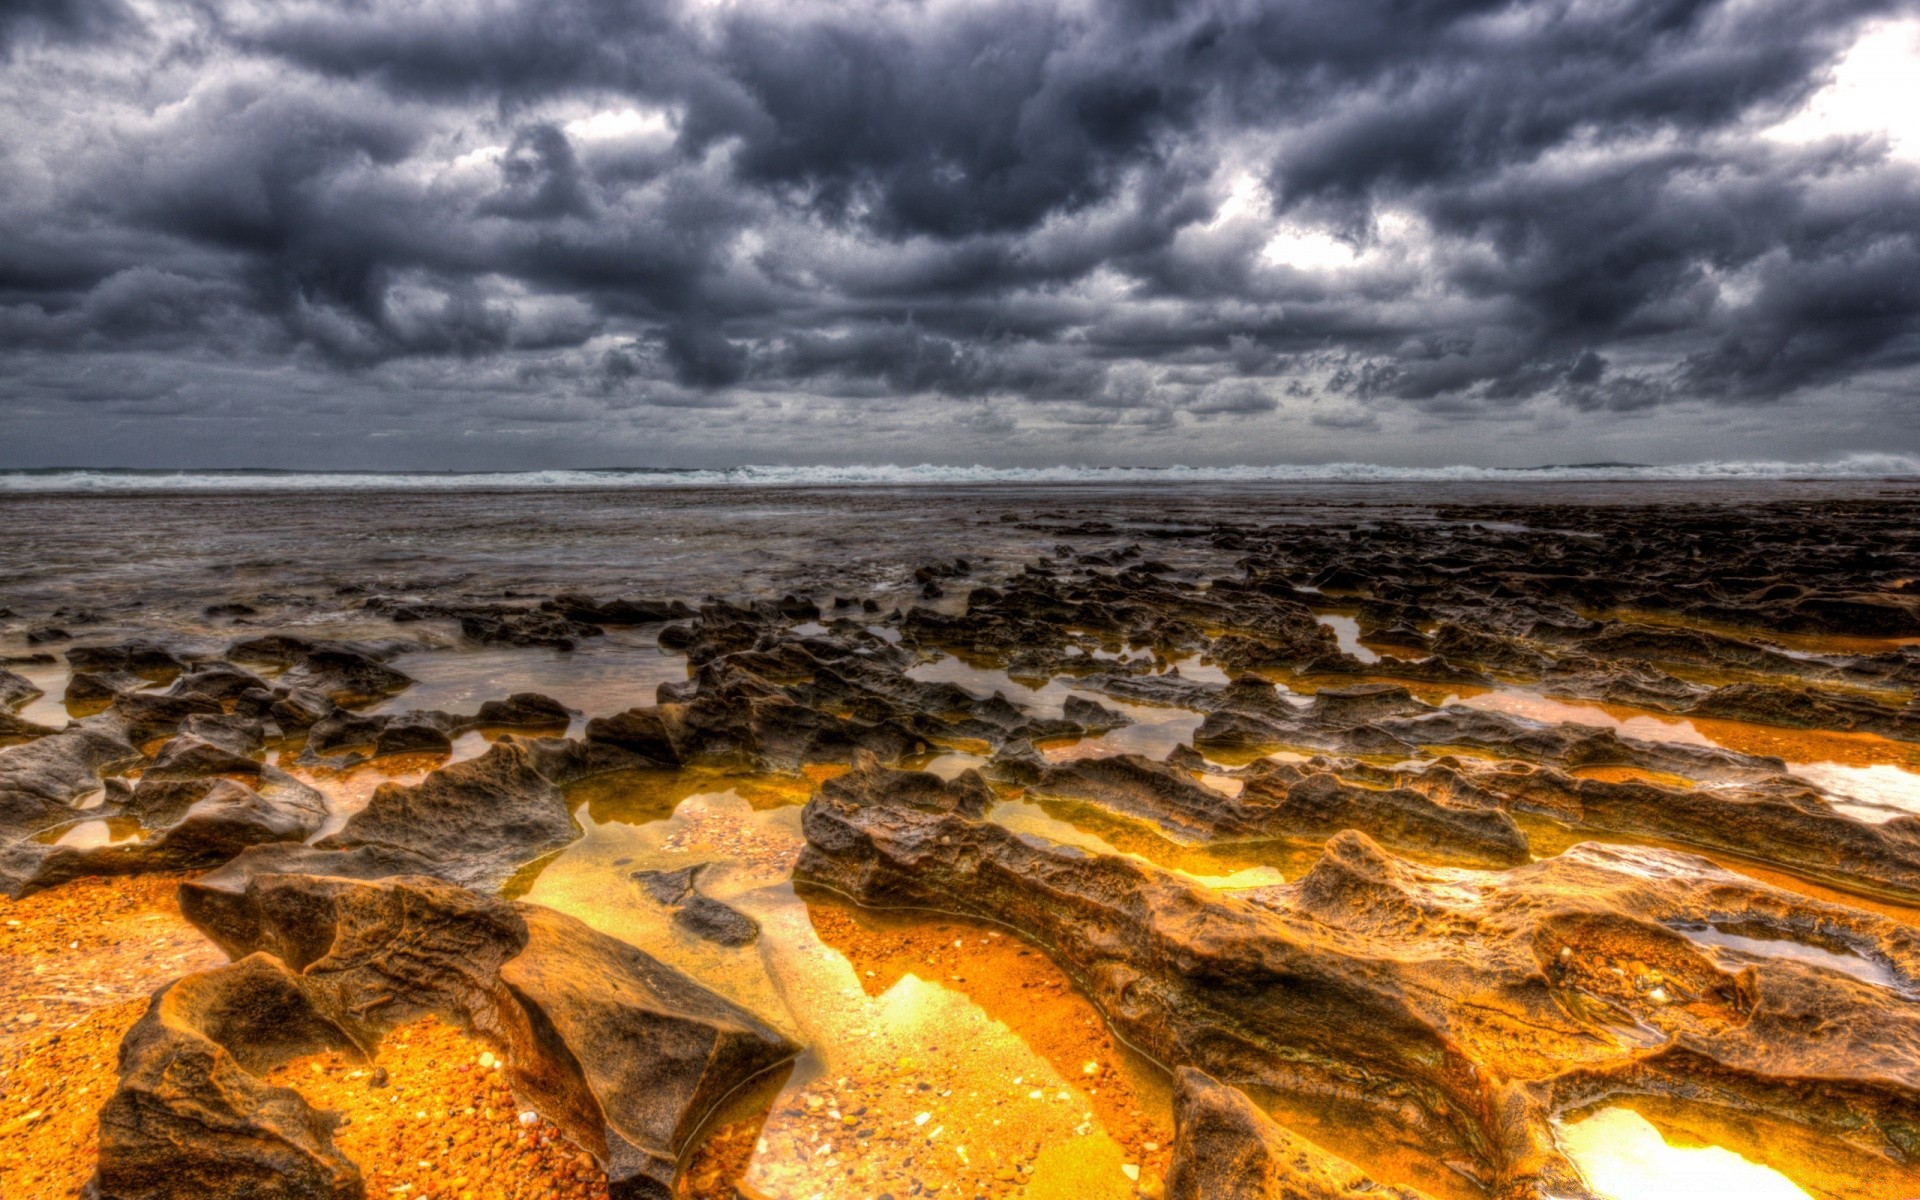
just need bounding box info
[1,0,1917,467]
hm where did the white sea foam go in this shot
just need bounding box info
[1,454,1917,492]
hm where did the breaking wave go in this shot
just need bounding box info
[2,454,1918,492]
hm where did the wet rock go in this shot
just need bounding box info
[1009,752,1256,841]
[473,691,572,730]
[585,707,683,766]
[88,953,364,1200]
[0,715,140,837]
[180,869,529,1050]
[226,635,324,667]
[268,688,337,731]
[1241,766,1530,868]
[168,661,270,703]
[1006,747,1527,868]
[1685,682,1920,741]
[179,712,267,756]
[67,640,189,683]
[1,774,327,897]
[460,609,601,650]
[0,668,42,709]
[633,864,702,905]
[1372,705,1786,783]
[167,863,800,1200]
[819,754,993,818]
[186,842,454,902]
[282,647,413,707]
[0,710,60,746]
[1308,683,1429,724]
[1786,593,1920,637]
[1062,694,1131,731]
[144,733,265,780]
[631,864,760,947]
[1452,759,1920,905]
[796,762,1571,1194]
[799,760,1920,1195]
[372,722,453,758]
[497,905,798,1197]
[111,690,226,747]
[318,740,579,891]
[550,593,692,626]
[513,734,661,786]
[1166,1067,1430,1200]
[301,712,390,756]
[66,669,145,711]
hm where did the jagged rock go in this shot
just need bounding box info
[168,662,271,702]
[1442,759,1920,904]
[630,864,759,947]
[67,639,189,683]
[1165,1067,1431,1200]
[303,694,569,763]
[144,733,264,780]
[66,669,144,710]
[797,760,1920,1197]
[1006,752,1259,841]
[497,905,798,1196]
[473,692,572,730]
[1062,694,1131,731]
[0,668,42,709]
[89,954,364,1200]
[1,774,326,897]
[549,594,692,626]
[111,691,225,747]
[514,734,660,787]
[163,863,800,1200]
[185,712,268,753]
[1372,705,1786,782]
[1239,766,1530,868]
[180,869,529,1050]
[0,715,140,838]
[269,688,337,730]
[1686,682,1920,741]
[460,610,600,651]
[317,741,578,891]
[283,648,413,707]
[585,707,683,766]
[0,710,60,745]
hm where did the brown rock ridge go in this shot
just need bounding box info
[1165,1067,1431,1200]
[796,758,1920,1199]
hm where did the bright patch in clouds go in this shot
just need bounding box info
[1262,225,1358,271]
[564,107,675,141]
[1768,17,1920,160]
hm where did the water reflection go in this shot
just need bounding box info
[907,655,1207,761]
[1559,1108,1811,1200]
[989,797,1293,889]
[371,627,688,727]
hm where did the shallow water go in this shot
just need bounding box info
[1670,923,1909,993]
[369,628,690,724]
[905,657,1210,761]
[1558,1108,1812,1200]
[522,780,1178,1197]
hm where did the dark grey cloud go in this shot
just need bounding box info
[2,0,1918,467]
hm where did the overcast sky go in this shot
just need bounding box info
[2,0,1917,469]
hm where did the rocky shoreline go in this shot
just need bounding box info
[2,489,1919,1198]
